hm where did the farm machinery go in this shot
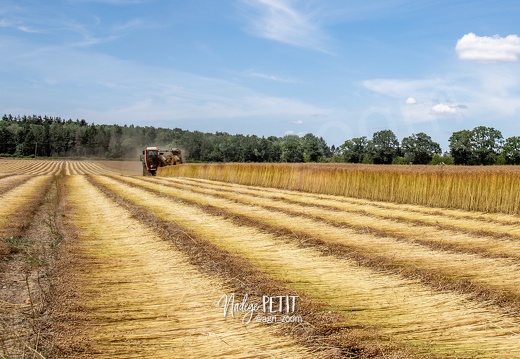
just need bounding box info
[141,147,183,176]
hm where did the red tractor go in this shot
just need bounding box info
[141,147,183,176]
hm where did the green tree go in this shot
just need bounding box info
[471,126,503,165]
[501,136,520,165]
[368,130,399,164]
[265,136,282,162]
[449,130,475,165]
[430,153,454,165]
[301,133,324,162]
[449,127,503,165]
[280,135,304,162]
[401,132,441,164]
[339,136,368,163]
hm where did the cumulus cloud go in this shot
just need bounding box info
[456,33,520,62]
[406,97,417,105]
[430,103,462,116]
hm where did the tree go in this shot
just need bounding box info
[280,135,304,162]
[501,136,520,165]
[301,133,324,162]
[339,136,368,163]
[368,130,399,164]
[401,132,441,164]
[449,130,475,165]
[471,126,503,165]
[265,136,282,162]
[449,126,503,165]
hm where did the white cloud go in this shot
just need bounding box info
[290,119,304,125]
[240,0,330,52]
[430,103,460,116]
[406,97,417,105]
[456,33,520,62]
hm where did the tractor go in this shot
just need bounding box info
[141,147,182,176]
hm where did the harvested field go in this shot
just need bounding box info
[54,175,313,358]
[1,158,520,358]
[0,158,142,176]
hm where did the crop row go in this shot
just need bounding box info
[116,175,520,301]
[90,174,520,358]
[166,178,520,259]
[58,175,314,358]
[0,175,54,240]
[0,159,131,176]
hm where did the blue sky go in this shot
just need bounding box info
[1,0,520,151]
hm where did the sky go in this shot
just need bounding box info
[1,0,520,151]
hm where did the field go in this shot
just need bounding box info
[1,158,520,358]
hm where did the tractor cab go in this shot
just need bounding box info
[141,147,160,176]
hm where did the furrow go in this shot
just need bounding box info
[174,177,520,238]
[122,176,520,311]
[154,177,520,261]
[90,174,520,358]
[62,175,314,359]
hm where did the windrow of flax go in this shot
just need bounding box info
[159,163,520,214]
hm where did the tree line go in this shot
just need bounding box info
[1,114,519,165]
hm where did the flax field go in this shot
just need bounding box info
[1,158,520,358]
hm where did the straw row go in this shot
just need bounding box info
[180,176,520,229]
[61,175,314,358]
[0,175,54,237]
[0,175,32,195]
[156,177,520,259]
[0,158,136,176]
[112,176,520,310]
[91,174,520,358]
[0,159,64,175]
